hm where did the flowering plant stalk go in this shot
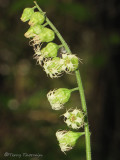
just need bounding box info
[20,1,92,159]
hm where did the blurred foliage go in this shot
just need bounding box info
[0,0,120,160]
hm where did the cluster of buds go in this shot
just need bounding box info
[21,5,84,154]
[21,7,55,45]
[21,7,80,79]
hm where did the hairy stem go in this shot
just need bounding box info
[34,1,91,160]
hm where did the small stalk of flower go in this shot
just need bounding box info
[63,108,85,129]
[47,88,78,110]
[56,130,85,153]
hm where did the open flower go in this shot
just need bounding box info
[63,109,84,129]
[56,130,85,153]
[43,57,64,78]
[47,88,71,110]
[62,54,79,73]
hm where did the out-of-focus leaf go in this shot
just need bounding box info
[109,33,120,45]
[20,89,47,110]
[58,2,93,22]
[91,54,108,68]
[9,0,56,15]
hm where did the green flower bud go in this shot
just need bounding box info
[63,109,84,129]
[32,28,55,45]
[24,27,35,38]
[56,130,85,152]
[62,54,79,72]
[28,12,45,26]
[41,42,59,58]
[47,88,71,110]
[39,28,55,42]
[24,25,43,38]
[31,24,44,35]
[21,8,34,22]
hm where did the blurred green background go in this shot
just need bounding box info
[0,0,120,160]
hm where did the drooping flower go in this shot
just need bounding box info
[62,54,79,73]
[20,8,34,22]
[28,12,45,26]
[47,88,71,110]
[56,130,85,153]
[43,57,64,78]
[63,108,84,129]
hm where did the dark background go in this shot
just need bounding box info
[0,0,120,160]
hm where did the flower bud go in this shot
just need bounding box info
[32,28,55,45]
[24,25,43,38]
[41,42,59,58]
[24,27,35,38]
[28,12,45,26]
[47,88,71,110]
[20,8,34,22]
[62,54,79,72]
[43,57,64,78]
[56,130,85,152]
[31,24,44,35]
[63,109,84,129]
[38,28,55,42]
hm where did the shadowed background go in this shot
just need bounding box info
[0,0,120,160]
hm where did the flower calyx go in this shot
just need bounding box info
[47,88,72,110]
[56,130,85,153]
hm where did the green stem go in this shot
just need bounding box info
[59,44,64,48]
[70,87,79,92]
[76,69,91,160]
[43,22,48,27]
[34,1,92,160]
[33,6,37,9]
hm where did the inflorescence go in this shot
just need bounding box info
[21,4,85,153]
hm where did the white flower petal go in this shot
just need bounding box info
[60,143,72,152]
[63,111,70,118]
[75,117,82,123]
[71,123,78,129]
[72,109,79,115]
[65,119,71,126]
